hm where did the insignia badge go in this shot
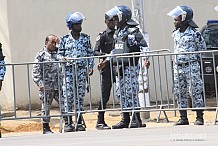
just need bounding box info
[115,43,124,49]
[96,35,100,41]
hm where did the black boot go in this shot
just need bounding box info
[174,110,189,126]
[112,112,130,129]
[43,123,53,134]
[76,114,86,131]
[96,112,111,130]
[194,110,204,125]
[64,116,75,132]
[131,113,146,128]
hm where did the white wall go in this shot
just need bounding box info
[144,0,218,101]
[0,0,217,109]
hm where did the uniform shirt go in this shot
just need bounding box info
[173,26,206,64]
[0,60,6,80]
[32,48,60,90]
[58,33,94,69]
[94,28,114,56]
[0,45,6,80]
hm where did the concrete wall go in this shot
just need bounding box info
[0,0,217,109]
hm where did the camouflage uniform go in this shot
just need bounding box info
[0,43,5,81]
[113,26,149,109]
[173,26,206,108]
[32,48,62,123]
[0,60,6,82]
[58,33,94,113]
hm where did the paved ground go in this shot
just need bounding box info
[1,109,218,146]
[0,125,218,146]
[1,109,218,135]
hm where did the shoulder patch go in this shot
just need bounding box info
[96,35,101,41]
[128,27,139,34]
[81,33,89,37]
[192,28,197,32]
[98,31,103,35]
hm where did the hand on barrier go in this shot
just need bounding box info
[144,60,150,69]
[59,57,68,64]
[39,84,44,92]
[88,69,93,76]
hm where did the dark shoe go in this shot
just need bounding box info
[43,129,54,134]
[174,110,189,126]
[112,112,130,129]
[194,110,204,125]
[43,123,54,134]
[130,120,140,128]
[130,112,146,128]
[130,123,138,128]
[96,112,110,130]
[130,120,146,128]
[64,116,75,132]
[174,119,189,126]
[194,118,204,125]
[64,124,75,132]
[76,124,86,131]
[112,121,129,129]
[96,123,111,130]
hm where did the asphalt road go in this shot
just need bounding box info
[0,125,218,146]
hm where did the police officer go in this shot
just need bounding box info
[0,43,5,138]
[58,12,94,132]
[0,43,5,91]
[98,5,150,129]
[32,34,61,134]
[94,10,116,130]
[167,6,206,125]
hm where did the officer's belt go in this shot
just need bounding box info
[66,64,86,68]
[177,61,197,67]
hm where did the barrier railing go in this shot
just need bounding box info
[1,49,218,137]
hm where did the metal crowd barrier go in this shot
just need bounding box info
[1,49,218,137]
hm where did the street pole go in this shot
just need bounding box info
[132,0,150,119]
